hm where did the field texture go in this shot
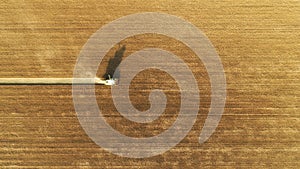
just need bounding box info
[0,0,299,168]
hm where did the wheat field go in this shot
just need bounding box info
[0,0,299,168]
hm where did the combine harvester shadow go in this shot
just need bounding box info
[103,45,126,81]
